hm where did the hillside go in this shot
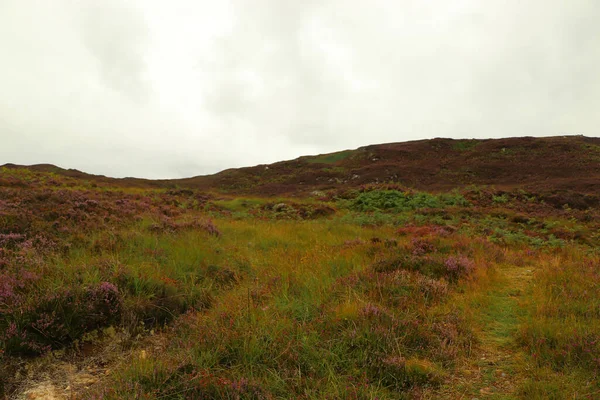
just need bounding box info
[174,135,600,195]
[4,136,600,197]
[0,163,162,189]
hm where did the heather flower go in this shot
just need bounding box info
[4,322,19,339]
[444,256,474,277]
[0,269,37,305]
[230,378,249,393]
[199,219,221,237]
[362,303,384,318]
[0,233,26,248]
[87,281,122,318]
[411,238,435,256]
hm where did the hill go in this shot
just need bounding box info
[0,163,162,189]
[4,135,599,196]
[174,135,600,195]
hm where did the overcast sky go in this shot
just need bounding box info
[1,1,598,179]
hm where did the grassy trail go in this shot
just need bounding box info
[430,261,535,399]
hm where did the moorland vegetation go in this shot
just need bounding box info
[1,136,599,399]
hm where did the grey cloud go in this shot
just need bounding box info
[0,0,598,179]
[75,1,150,102]
[202,0,600,147]
[200,0,348,142]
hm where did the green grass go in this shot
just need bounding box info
[452,139,480,151]
[305,150,354,164]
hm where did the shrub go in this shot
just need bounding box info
[443,256,474,279]
[148,217,221,237]
[492,194,510,204]
[339,211,401,227]
[0,281,122,355]
[346,190,468,213]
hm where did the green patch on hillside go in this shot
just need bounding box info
[581,143,600,161]
[306,150,354,164]
[452,139,480,151]
[343,190,470,212]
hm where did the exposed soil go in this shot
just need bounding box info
[7,330,156,400]
[16,363,104,400]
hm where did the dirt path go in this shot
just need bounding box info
[428,261,535,399]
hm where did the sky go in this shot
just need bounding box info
[0,0,599,179]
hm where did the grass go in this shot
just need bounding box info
[1,169,599,398]
[515,253,600,397]
[84,220,476,398]
[452,140,480,152]
[305,150,355,164]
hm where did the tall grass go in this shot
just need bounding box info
[81,220,494,399]
[520,253,600,370]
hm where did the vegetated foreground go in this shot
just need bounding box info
[1,144,599,398]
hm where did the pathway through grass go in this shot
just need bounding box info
[429,260,535,399]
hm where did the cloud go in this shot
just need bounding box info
[0,0,598,178]
[75,1,151,102]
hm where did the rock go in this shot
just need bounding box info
[273,203,288,212]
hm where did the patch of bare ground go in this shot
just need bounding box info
[10,329,168,400]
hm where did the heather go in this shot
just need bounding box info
[1,166,599,399]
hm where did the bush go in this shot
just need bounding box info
[0,281,122,355]
[346,190,468,212]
